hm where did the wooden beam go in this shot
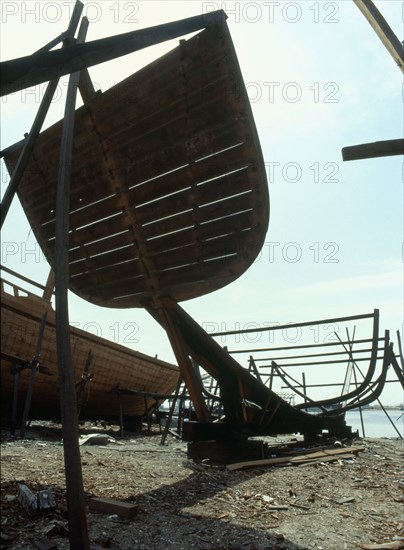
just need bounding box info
[147,301,211,423]
[342,138,404,161]
[0,10,227,96]
[0,79,59,228]
[54,15,90,550]
[42,270,55,301]
[19,312,48,439]
[353,0,404,72]
[78,68,100,104]
[89,497,137,518]
[0,0,85,228]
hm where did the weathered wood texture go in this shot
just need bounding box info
[354,0,404,72]
[342,139,404,161]
[1,282,179,419]
[89,497,138,518]
[3,22,269,308]
[0,11,227,96]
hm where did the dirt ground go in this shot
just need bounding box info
[0,422,403,550]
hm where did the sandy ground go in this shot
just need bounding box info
[0,422,403,550]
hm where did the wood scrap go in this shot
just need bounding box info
[297,453,356,467]
[89,497,138,518]
[227,446,364,471]
[359,542,404,550]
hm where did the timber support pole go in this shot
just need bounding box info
[0,0,85,229]
[353,0,404,73]
[151,300,211,423]
[54,10,90,550]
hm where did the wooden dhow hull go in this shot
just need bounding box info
[1,282,179,420]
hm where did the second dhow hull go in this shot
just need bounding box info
[1,289,179,420]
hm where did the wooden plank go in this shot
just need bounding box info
[296,453,356,467]
[149,231,255,273]
[126,144,251,210]
[68,229,133,264]
[76,248,244,303]
[69,259,143,289]
[82,255,243,307]
[92,52,235,136]
[142,192,254,241]
[134,166,253,227]
[88,497,137,518]
[144,209,254,256]
[342,139,404,161]
[227,447,365,470]
[13,110,249,219]
[69,245,137,277]
[18,120,250,233]
[1,11,227,96]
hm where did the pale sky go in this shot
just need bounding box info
[1,1,403,405]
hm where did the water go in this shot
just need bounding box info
[345,408,404,438]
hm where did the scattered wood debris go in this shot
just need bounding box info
[226,446,365,471]
[1,424,403,550]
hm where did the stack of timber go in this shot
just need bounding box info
[1,277,179,420]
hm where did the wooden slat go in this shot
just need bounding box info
[134,166,253,227]
[69,243,138,277]
[68,229,132,264]
[21,118,249,225]
[70,258,143,288]
[145,208,254,256]
[142,191,253,241]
